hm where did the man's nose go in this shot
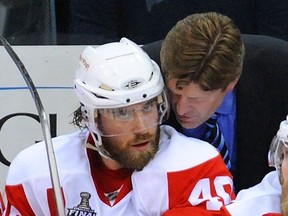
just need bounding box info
[175,96,190,115]
[132,112,149,133]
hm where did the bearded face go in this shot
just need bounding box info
[95,99,162,170]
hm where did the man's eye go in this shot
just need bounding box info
[143,104,151,112]
[114,109,131,119]
[143,101,156,112]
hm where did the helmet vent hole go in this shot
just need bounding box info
[143,94,147,98]
[149,72,154,81]
[126,98,130,103]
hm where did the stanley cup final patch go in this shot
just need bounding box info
[67,192,97,216]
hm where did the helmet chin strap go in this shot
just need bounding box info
[85,130,112,159]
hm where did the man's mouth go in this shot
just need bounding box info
[131,141,150,151]
[178,114,196,123]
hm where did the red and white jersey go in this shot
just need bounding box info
[4,125,234,216]
[221,171,281,216]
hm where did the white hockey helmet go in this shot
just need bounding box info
[74,38,169,138]
[268,115,288,179]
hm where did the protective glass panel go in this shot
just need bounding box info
[0,0,56,45]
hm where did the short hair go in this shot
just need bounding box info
[160,12,245,91]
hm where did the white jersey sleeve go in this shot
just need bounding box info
[223,171,281,216]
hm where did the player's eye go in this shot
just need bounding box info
[113,108,132,120]
[142,99,157,112]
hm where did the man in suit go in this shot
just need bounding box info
[142,12,288,192]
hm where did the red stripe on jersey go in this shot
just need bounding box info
[0,191,5,213]
[263,213,283,216]
[47,188,65,216]
[163,206,225,216]
[5,184,35,215]
[167,154,234,211]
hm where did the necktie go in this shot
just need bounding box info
[203,114,231,170]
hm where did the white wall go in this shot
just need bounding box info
[0,45,88,197]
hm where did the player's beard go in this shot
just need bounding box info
[101,127,160,171]
[282,179,288,216]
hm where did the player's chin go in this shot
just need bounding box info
[130,153,153,171]
[131,145,158,170]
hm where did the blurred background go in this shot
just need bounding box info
[1,0,288,46]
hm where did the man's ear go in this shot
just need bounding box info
[224,77,239,93]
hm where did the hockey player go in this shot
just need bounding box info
[3,38,234,215]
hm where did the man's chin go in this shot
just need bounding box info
[177,119,199,129]
[176,115,201,129]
